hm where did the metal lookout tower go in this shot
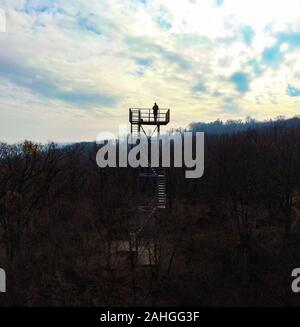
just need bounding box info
[129,107,170,265]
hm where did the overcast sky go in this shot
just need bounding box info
[1,0,300,143]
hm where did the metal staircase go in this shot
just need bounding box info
[156,168,167,209]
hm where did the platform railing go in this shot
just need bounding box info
[129,108,170,124]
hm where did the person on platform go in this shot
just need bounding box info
[153,103,159,121]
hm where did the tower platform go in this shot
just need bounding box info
[129,108,170,125]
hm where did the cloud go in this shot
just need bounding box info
[241,25,255,45]
[230,72,250,93]
[287,84,300,97]
[247,59,263,76]
[261,30,300,69]
[78,14,103,36]
[134,57,153,67]
[125,36,191,70]
[155,7,172,30]
[156,16,172,30]
[262,44,283,67]
[277,31,300,49]
[214,0,225,7]
[212,91,224,97]
[133,57,153,77]
[56,90,118,107]
[193,83,207,93]
[221,97,241,113]
[22,2,64,14]
[0,49,119,107]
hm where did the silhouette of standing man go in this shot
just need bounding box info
[153,102,159,121]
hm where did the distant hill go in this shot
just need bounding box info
[189,116,300,134]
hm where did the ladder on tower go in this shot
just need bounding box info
[153,167,166,209]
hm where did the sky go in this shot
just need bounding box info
[1,0,300,143]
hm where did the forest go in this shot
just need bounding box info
[1,117,300,306]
